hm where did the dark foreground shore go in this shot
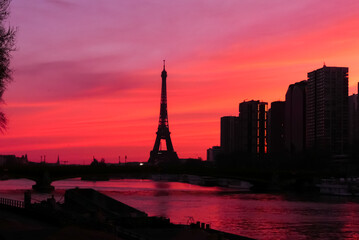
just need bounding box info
[0,208,120,240]
[0,188,253,240]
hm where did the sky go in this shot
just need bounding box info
[1,0,359,163]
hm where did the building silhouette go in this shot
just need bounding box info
[220,116,240,154]
[207,146,221,162]
[268,101,285,154]
[284,80,307,154]
[148,61,179,164]
[348,83,359,151]
[305,65,348,155]
[238,100,268,155]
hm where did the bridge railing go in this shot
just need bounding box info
[0,197,24,208]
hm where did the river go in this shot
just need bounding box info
[0,178,358,239]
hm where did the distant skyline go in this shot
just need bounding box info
[1,0,359,163]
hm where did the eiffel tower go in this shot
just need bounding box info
[148,61,179,164]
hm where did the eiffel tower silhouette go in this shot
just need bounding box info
[148,61,179,164]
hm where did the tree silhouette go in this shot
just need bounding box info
[0,0,15,132]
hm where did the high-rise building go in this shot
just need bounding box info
[305,65,348,155]
[207,146,221,162]
[220,116,240,154]
[348,83,359,151]
[268,101,285,154]
[238,100,268,155]
[284,80,307,154]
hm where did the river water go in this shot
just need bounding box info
[0,178,358,239]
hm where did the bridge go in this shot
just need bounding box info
[0,163,151,192]
[0,162,276,192]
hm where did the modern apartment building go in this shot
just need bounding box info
[305,65,348,155]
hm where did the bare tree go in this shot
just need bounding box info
[0,0,16,132]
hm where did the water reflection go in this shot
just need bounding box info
[0,178,359,239]
[341,203,359,239]
[152,181,170,218]
[153,181,171,196]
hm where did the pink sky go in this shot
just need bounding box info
[1,0,359,163]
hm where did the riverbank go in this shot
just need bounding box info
[0,188,254,240]
[0,207,120,240]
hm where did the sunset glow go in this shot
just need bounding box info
[1,0,359,163]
